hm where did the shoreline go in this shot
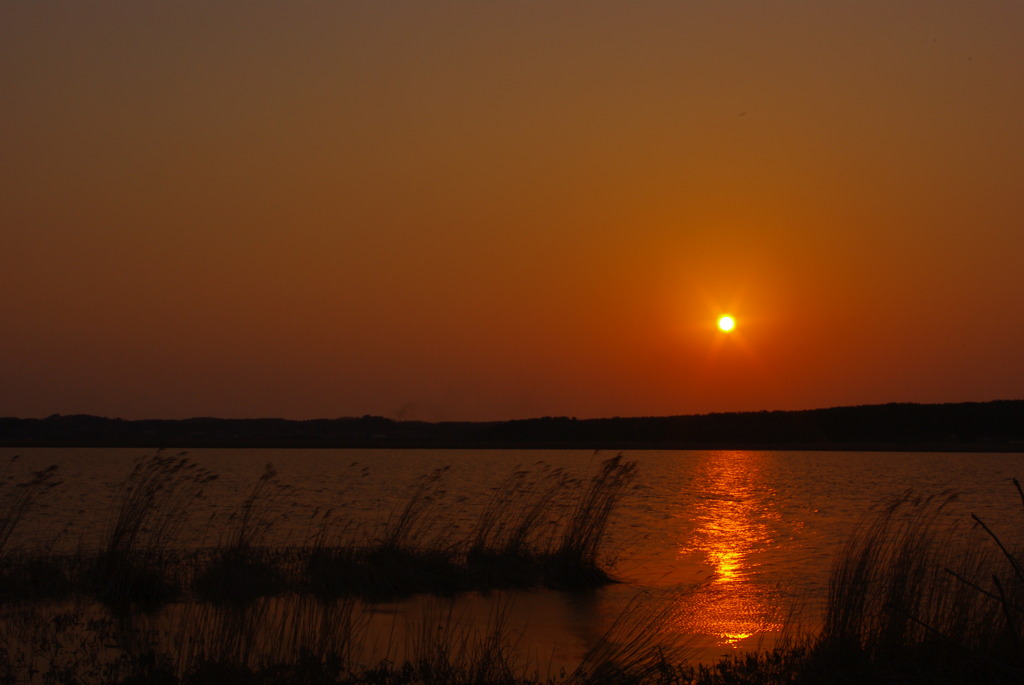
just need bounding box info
[2,399,1022,452]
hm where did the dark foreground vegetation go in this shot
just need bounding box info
[2,454,1024,683]
[3,399,1023,450]
[0,454,635,609]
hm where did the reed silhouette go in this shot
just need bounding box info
[90,453,217,612]
[192,464,292,605]
[466,462,571,587]
[549,454,637,588]
[799,482,1024,683]
[0,457,64,600]
[3,452,1023,683]
[304,456,637,601]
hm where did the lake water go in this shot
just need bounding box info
[2,447,1022,668]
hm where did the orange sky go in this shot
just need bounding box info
[2,2,1022,421]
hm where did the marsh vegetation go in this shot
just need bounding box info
[1,452,1022,683]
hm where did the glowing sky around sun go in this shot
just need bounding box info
[2,1,1022,421]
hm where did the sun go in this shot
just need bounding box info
[717,315,736,332]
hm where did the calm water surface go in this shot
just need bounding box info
[3,448,1022,667]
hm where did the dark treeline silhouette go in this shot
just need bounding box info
[2,400,1022,450]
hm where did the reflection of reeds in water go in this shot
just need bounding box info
[400,594,528,685]
[163,595,367,682]
[0,590,697,685]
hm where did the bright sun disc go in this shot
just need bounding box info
[717,315,735,332]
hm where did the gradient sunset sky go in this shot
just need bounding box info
[3,2,1022,422]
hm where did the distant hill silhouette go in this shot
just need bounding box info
[2,401,1022,451]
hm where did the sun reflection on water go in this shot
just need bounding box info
[676,451,784,649]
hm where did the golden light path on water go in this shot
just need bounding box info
[674,451,784,651]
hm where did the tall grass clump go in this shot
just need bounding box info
[193,464,293,605]
[305,459,635,599]
[0,458,61,557]
[548,454,637,588]
[305,462,371,551]
[806,483,1024,684]
[304,464,370,597]
[819,491,960,653]
[368,465,468,598]
[92,452,217,612]
[0,458,65,601]
[308,466,467,600]
[466,462,572,587]
[379,466,452,554]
